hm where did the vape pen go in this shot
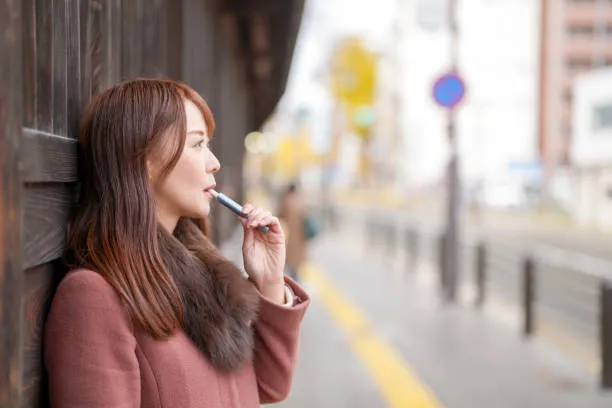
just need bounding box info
[210,189,270,233]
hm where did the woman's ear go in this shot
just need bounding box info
[147,159,158,184]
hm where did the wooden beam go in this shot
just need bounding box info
[228,0,287,18]
[22,129,78,184]
[0,0,24,406]
[23,184,73,270]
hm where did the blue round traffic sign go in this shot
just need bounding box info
[432,73,465,109]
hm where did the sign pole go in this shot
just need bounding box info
[445,0,460,302]
[430,0,464,303]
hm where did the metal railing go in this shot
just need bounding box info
[319,204,612,389]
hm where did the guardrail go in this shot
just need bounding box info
[318,204,612,389]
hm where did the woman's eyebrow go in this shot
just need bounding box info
[187,130,207,138]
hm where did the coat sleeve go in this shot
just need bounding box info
[44,270,141,408]
[253,276,310,403]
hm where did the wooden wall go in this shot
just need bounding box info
[0,0,263,406]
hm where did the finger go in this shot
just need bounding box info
[242,222,254,247]
[242,203,255,215]
[266,216,283,234]
[254,215,273,229]
[254,214,283,236]
[266,215,280,226]
[237,215,248,228]
[251,210,272,226]
[259,214,274,225]
[255,214,276,231]
[247,208,265,226]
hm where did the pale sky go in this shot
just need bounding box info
[281,0,396,113]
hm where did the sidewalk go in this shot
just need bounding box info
[280,230,612,407]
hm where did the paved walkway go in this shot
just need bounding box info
[222,228,612,407]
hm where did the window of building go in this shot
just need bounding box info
[566,57,592,72]
[566,24,593,37]
[593,103,612,131]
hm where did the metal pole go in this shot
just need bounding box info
[599,280,612,388]
[522,257,535,337]
[475,243,486,307]
[444,0,460,302]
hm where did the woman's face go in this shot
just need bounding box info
[150,99,220,231]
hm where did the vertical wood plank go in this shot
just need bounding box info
[79,0,92,106]
[166,0,182,80]
[121,0,143,78]
[95,0,111,92]
[35,0,53,132]
[22,0,37,128]
[120,0,130,78]
[141,0,163,76]
[0,0,24,406]
[106,0,122,86]
[52,0,68,136]
[84,0,118,96]
[66,0,81,139]
[182,0,218,109]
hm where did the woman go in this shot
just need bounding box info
[44,78,309,408]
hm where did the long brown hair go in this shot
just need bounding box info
[65,78,217,338]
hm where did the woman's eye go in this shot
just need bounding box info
[195,140,208,149]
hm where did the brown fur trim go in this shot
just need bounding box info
[159,218,260,371]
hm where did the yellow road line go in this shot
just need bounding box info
[301,263,442,408]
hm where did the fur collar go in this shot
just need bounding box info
[160,219,260,372]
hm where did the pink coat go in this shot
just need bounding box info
[44,269,309,407]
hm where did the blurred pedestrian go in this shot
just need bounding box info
[44,78,310,408]
[278,181,311,282]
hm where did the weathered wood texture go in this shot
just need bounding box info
[2,0,304,406]
[1,0,24,406]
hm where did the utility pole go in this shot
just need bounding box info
[444,0,460,302]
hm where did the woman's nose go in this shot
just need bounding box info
[207,153,221,174]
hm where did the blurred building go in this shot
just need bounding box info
[538,0,612,173]
[572,68,612,230]
[458,0,540,209]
